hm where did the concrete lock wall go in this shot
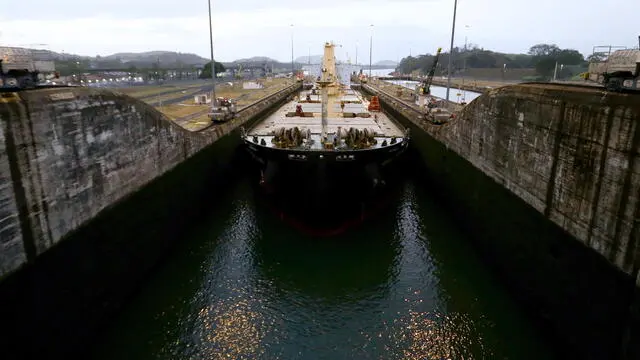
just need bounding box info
[0,97,25,276]
[0,83,299,359]
[453,85,640,282]
[364,83,640,359]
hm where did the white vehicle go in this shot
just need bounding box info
[208,97,237,123]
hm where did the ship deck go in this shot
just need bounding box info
[247,88,405,151]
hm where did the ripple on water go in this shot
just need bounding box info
[93,176,553,360]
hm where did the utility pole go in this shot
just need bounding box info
[290,24,295,79]
[446,0,458,101]
[207,0,217,107]
[355,43,358,66]
[369,25,374,78]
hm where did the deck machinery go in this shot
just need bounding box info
[241,41,409,193]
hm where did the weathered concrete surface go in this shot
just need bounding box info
[0,83,298,359]
[453,84,639,278]
[0,83,298,278]
[364,82,640,359]
[0,94,25,276]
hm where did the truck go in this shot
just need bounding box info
[587,37,640,92]
[600,49,640,91]
[208,97,237,123]
[1,47,57,89]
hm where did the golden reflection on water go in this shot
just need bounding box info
[195,298,266,360]
[192,301,490,359]
[372,310,492,360]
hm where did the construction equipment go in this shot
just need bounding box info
[1,48,41,89]
[587,41,640,92]
[208,97,237,123]
[601,48,639,91]
[0,46,59,90]
[417,47,442,96]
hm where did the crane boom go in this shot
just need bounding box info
[419,47,442,95]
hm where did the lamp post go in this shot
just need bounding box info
[369,24,374,78]
[290,24,295,80]
[355,42,358,66]
[207,0,217,107]
[463,25,470,72]
[464,25,470,50]
[446,0,458,101]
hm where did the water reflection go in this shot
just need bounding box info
[190,297,267,359]
[251,161,404,234]
[252,216,399,302]
[91,170,555,360]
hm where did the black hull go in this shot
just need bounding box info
[243,139,409,232]
[244,138,408,190]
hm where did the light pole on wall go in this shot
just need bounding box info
[369,24,374,78]
[207,0,217,107]
[445,0,458,101]
[290,24,295,80]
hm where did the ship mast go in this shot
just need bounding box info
[318,80,330,140]
[316,42,339,142]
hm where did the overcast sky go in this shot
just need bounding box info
[1,0,638,63]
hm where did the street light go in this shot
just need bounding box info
[446,0,458,101]
[355,41,358,66]
[369,24,374,78]
[290,24,295,79]
[464,25,471,50]
[463,25,471,72]
[207,0,217,108]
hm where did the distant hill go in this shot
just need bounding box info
[374,60,398,67]
[14,48,90,61]
[295,55,323,64]
[231,56,279,63]
[21,48,210,66]
[15,46,328,72]
[102,51,210,65]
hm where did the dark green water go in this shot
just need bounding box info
[91,171,555,359]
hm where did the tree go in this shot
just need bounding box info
[556,49,584,65]
[466,51,499,68]
[200,61,225,79]
[528,44,560,57]
[534,57,558,78]
[528,44,584,78]
[395,42,585,80]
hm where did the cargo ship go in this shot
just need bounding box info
[241,42,409,197]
